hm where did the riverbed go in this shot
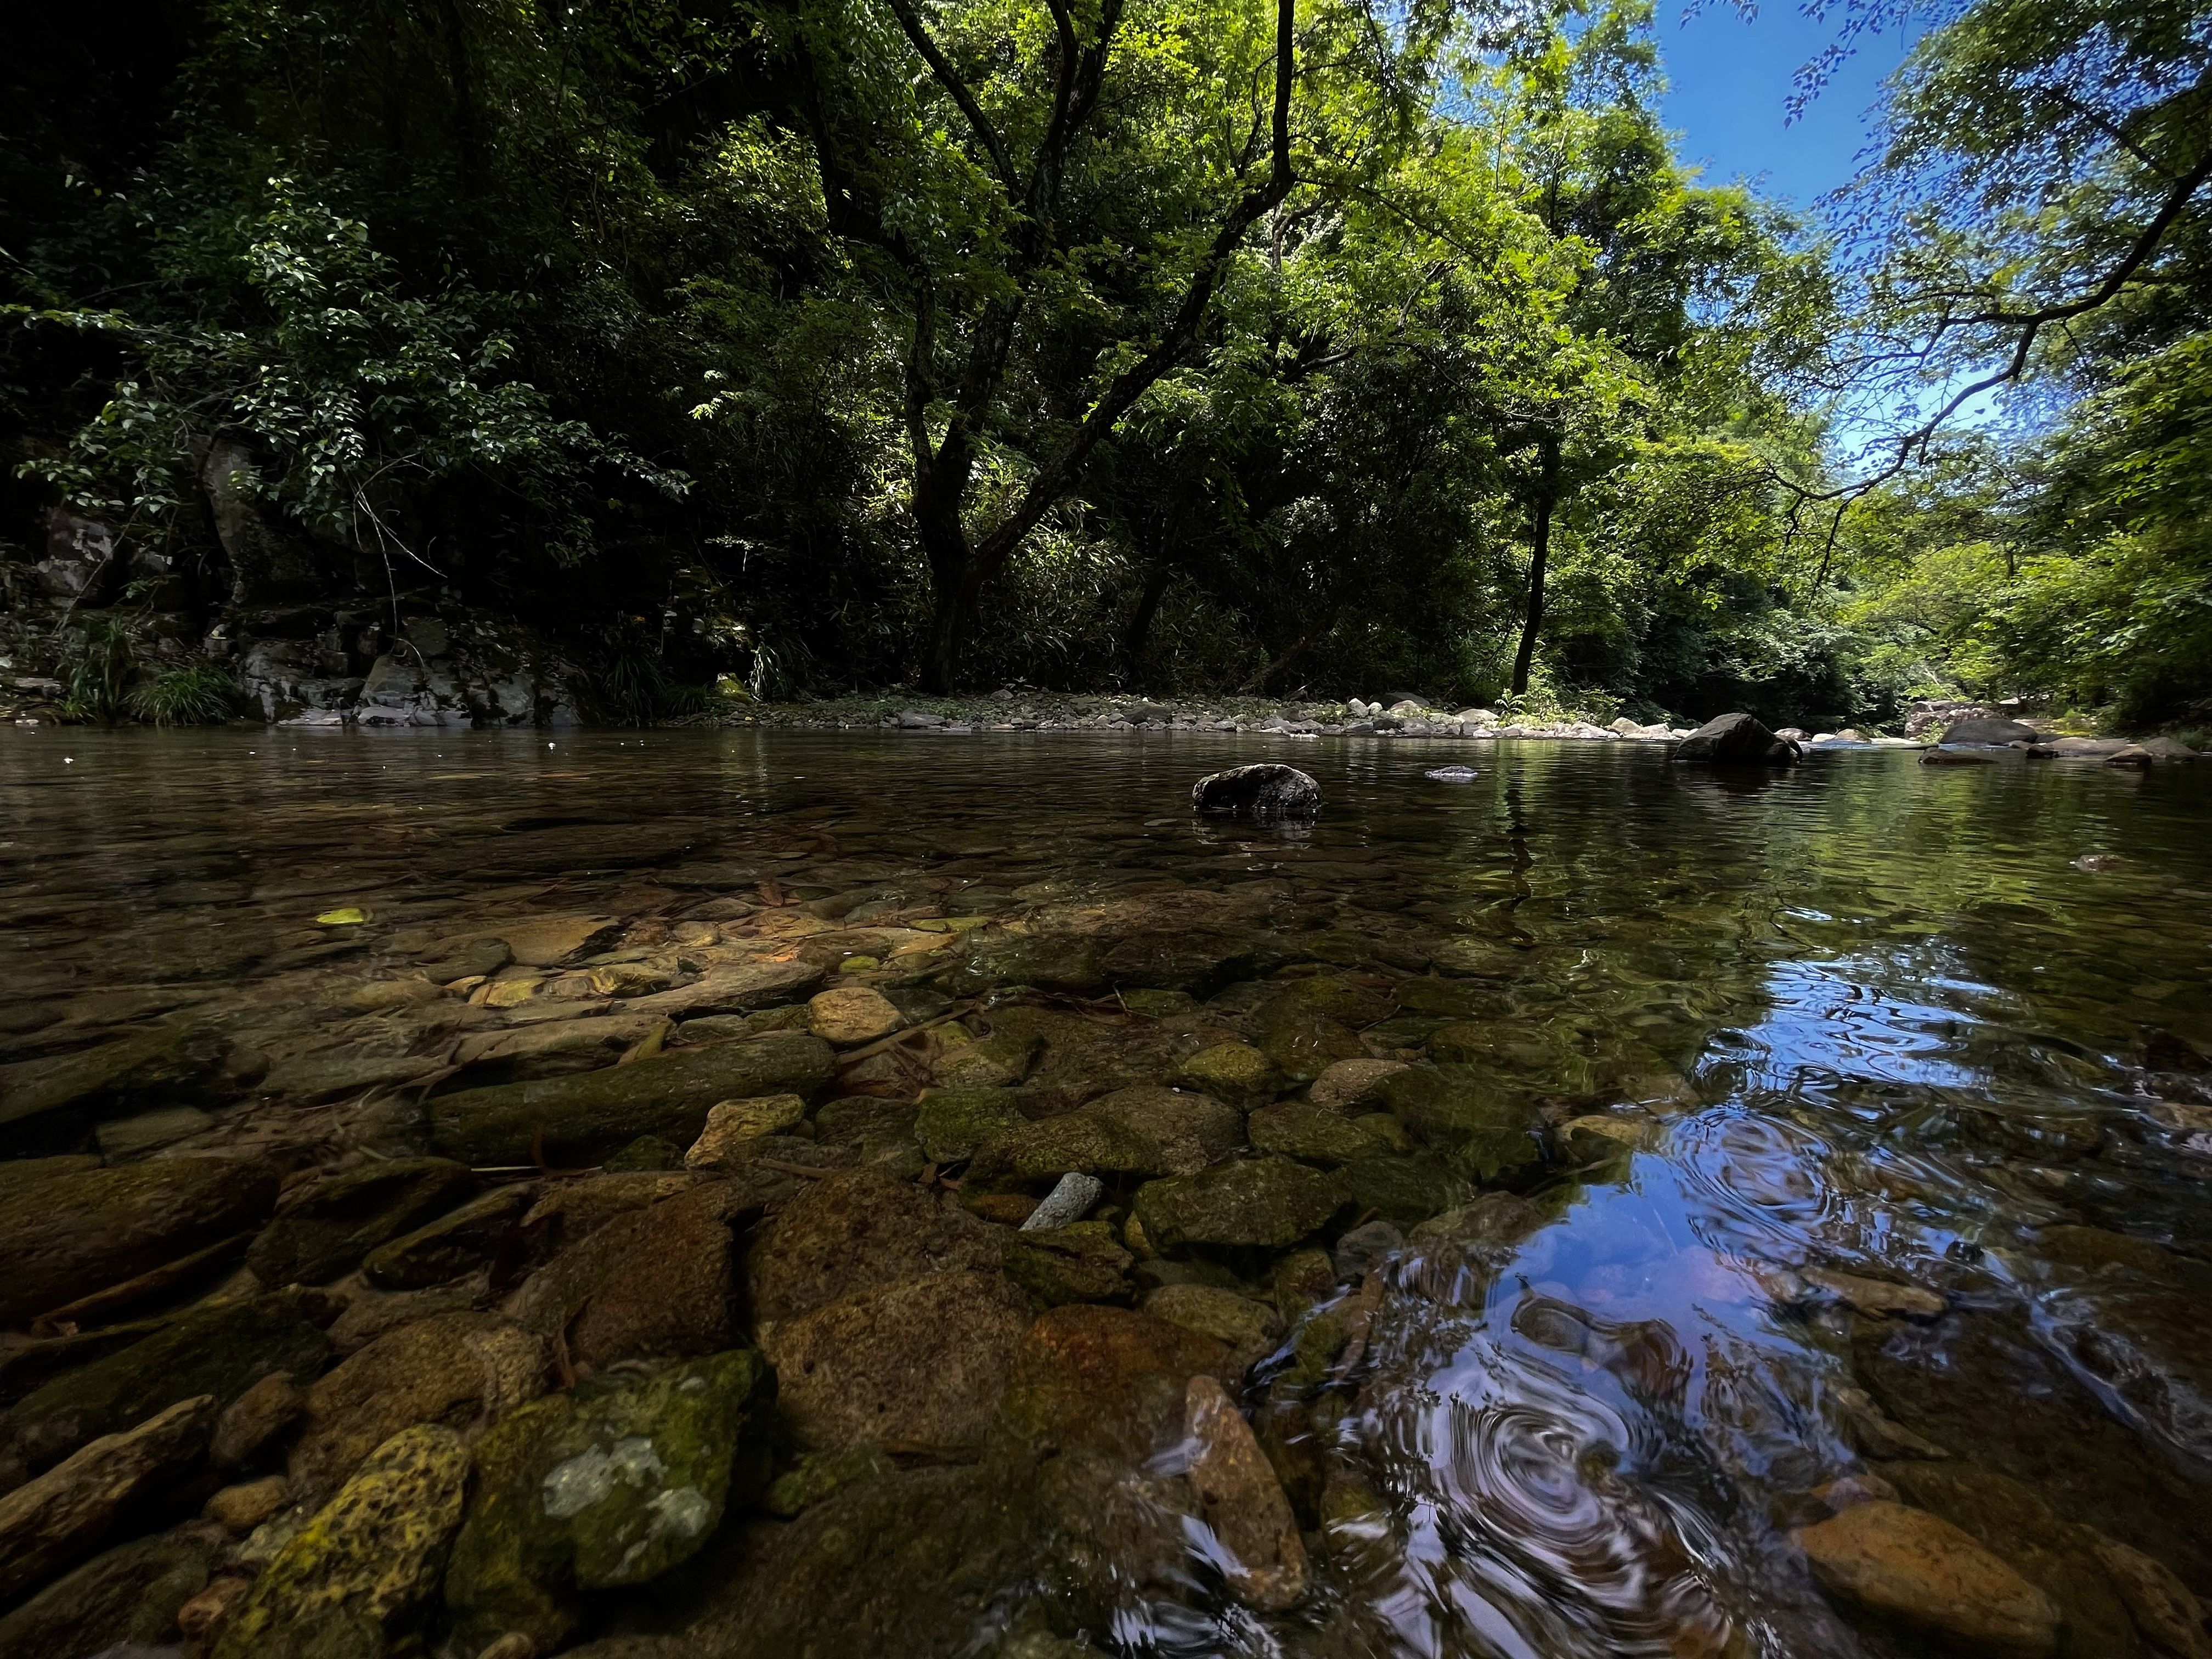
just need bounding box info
[2,728,2209,1659]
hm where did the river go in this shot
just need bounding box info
[2,727,2208,1659]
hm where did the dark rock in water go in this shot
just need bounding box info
[760,1267,1032,1457]
[1669,712,1800,766]
[288,1311,546,1496]
[670,1463,1039,1659]
[246,1158,478,1288]
[1942,715,2038,744]
[0,1154,283,1332]
[428,1032,836,1165]
[1921,749,1997,766]
[1190,763,1321,819]
[0,1020,226,1133]
[0,1530,219,1659]
[935,930,1109,996]
[363,1184,537,1289]
[0,1395,219,1604]
[1133,1157,1344,1252]
[503,1185,741,1371]
[5,1293,330,1475]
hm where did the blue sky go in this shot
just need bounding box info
[1658,4,1924,212]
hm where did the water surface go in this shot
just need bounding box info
[4,728,2209,1657]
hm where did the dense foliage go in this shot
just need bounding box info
[1,0,2204,721]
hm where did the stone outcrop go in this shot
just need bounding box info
[1668,712,1801,765]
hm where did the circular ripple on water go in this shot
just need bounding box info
[1670,1105,1842,1257]
[1368,1339,1741,1658]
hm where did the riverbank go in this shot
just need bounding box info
[678,693,1927,746]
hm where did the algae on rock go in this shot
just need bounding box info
[444,1350,774,1655]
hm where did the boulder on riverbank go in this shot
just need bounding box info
[1669,712,1800,766]
[1940,715,2039,744]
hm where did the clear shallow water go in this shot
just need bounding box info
[4,728,2210,1657]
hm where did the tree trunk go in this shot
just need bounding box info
[1509,436,1560,699]
[1121,564,1173,673]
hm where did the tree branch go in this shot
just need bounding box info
[1778,140,2212,535]
[971,0,1298,571]
[879,0,1020,196]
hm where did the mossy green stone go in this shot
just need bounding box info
[1391,978,1485,1018]
[1119,989,1195,1018]
[915,1088,1028,1163]
[1373,1065,1547,1177]
[1255,1011,1367,1084]
[1247,1101,1389,1167]
[1133,1157,1344,1252]
[1003,1222,1135,1306]
[969,1111,1166,1182]
[764,1442,899,1517]
[212,1424,472,1659]
[1338,1155,1476,1231]
[936,932,1108,995]
[0,1155,280,1327]
[1172,1041,1284,1106]
[1253,975,1392,1030]
[446,1349,774,1654]
[603,1135,684,1171]
[429,1032,836,1165]
[0,1533,218,1659]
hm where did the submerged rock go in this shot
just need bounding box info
[763,1442,899,1518]
[1133,1158,1344,1252]
[915,1088,1028,1163]
[428,1032,836,1165]
[503,1184,740,1370]
[0,1529,220,1659]
[684,1094,808,1168]
[1142,1285,1282,1370]
[444,1350,773,1654]
[212,1424,472,1659]
[0,1019,225,1135]
[1183,1374,1307,1609]
[362,1184,537,1289]
[1004,1222,1133,1306]
[997,1304,1235,1458]
[288,1312,545,1496]
[0,1395,218,1603]
[808,986,904,1046]
[1022,1171,1105,1230]
[247,1158,478,1288]
[1372,1065,1548,1178]
[1793,1499,2059,1657]
[968,1111,1167,1184]
[760,1269,1032,1456]
[1087,1085,1244,1175]
[746,1169,1003,1325]
[6,1293,331,1474]
[1669,712,1800,766]
[0,1156,280,1328]
[1172,1041,1284,1107]
[1248,1101,1393,1167]
[1190,763,1322,819]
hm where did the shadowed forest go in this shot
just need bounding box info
[2,0,2207,726]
